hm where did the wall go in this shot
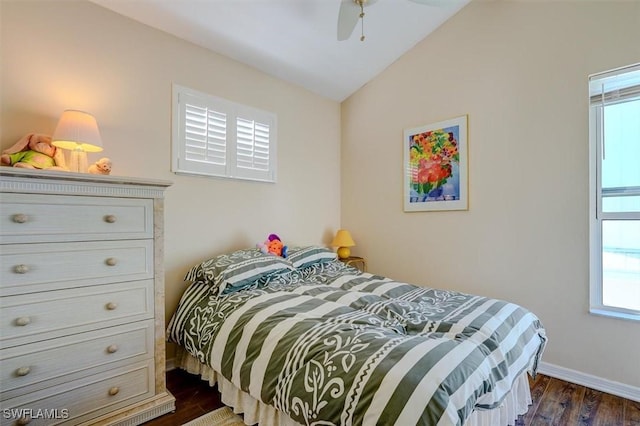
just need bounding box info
[0,1,341,359]
[341,1,640,391]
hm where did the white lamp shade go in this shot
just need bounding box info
[52,110,103,152]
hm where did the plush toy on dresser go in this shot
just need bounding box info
[0,133,68,170]
[88,157,112,175]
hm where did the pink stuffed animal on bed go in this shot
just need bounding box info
[257,234,288,257]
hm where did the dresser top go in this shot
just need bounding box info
[1,167,172,198]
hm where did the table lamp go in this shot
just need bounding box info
[332,229,355,259]
[52,110,103,173]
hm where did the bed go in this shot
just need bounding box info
[167,247,547,426]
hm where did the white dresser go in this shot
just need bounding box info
[0,169,175,426]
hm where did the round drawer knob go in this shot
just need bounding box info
[16,417,31,425]
[12,213,29,224]
[15,317,31,326]
[106,302,118,311]
[104,215,117,223]
[16,366,31,377]
[105,257,117,266]
[14,264,29,274]
[108,386,120,396]
[107,344,119,354]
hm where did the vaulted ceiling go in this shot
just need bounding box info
[91,0,470,102]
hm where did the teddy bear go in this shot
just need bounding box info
[88,157,112,175]
[257,234,288,257]
[1,133,68,170]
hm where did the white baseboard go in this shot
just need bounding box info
[538,361,640,402]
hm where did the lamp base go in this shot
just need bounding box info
[337,246,351,259]
[69,149,88,173]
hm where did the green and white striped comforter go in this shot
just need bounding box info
[168,261,547,426]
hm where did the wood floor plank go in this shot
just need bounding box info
[529,378,585,426]
[521,373,552,425]
[144,369,222,425]
[579,387,624,426]
[625,398,640,426]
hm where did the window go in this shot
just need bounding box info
[172,84,277,182]
[589,63,640,321]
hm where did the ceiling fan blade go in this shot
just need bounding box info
[337,0,360,41]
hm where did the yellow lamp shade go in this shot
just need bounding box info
[332,229,355,259]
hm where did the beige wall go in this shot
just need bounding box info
[0,1,341,358]
[342,1,640,389]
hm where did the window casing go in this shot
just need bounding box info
[588,63,640,321]
[172,84,277,182]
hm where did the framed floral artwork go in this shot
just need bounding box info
[403,115,468,212]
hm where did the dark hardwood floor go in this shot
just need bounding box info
[520,374,640,426]
[144,369,640,425]
[144,369,224,426]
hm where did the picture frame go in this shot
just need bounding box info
[403,115,468,212]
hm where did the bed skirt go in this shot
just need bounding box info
[175,346,532,426]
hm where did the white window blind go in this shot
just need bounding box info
[172,84,277,182]
[589,66,640,106]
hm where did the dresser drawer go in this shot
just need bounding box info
[0,281,153,349]
[1,320,154,400]
[0,193,153,244]
[0,240,153,296]
[0,360,155,426]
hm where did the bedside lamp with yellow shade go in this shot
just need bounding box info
[332,229,355,259]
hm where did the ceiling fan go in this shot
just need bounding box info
[337,0,445,41]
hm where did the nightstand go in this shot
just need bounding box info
[339,256,367,272]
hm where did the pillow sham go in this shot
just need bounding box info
[286,246,337,269]
[184,248,294,295]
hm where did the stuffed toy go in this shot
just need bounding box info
[88,157,112,175]
[257,233,288,258]
[1,133,68,171]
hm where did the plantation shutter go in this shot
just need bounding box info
[185,104,226,165]
[172,84,277,182]
[233,104,276,181]
[237,118,269,171]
